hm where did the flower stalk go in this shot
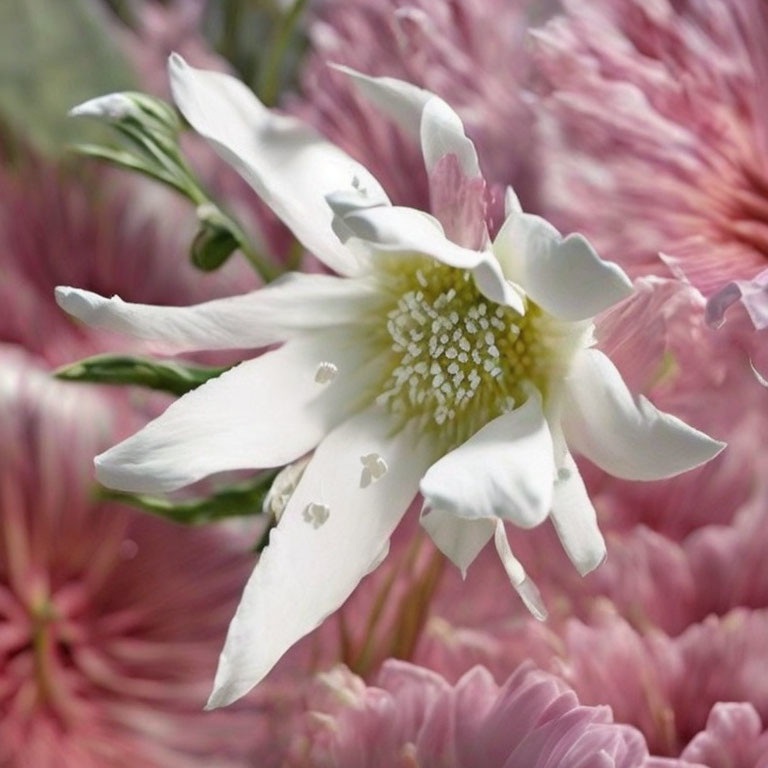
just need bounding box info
[69,91,282,281]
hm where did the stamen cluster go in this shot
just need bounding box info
[372,257,579,448]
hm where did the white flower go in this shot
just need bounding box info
[56,55,724,708]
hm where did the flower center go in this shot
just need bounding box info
[370,256,584,449]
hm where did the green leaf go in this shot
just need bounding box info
[100,471,279,525]
[0,0,136,155]
[54,355,229,396]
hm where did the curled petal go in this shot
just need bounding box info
[562,349,725,481]
[420,394,554,529]
[330,203,524,313]
[332,65,480,177]
[420,96,481,178]
[706,268,768,330]
[494,212,633,321]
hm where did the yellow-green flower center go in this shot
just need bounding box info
[369,256,585,448]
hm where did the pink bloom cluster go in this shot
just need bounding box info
[531,0,768,334]
[0,348,260,767]
[290,661,653,768]
[0,6,259,763]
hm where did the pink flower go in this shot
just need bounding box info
[551,606,768,758]
[532,0,768,330]
[679,703,768,768]
[589,277,768,538]
[289,660,653,767]
[0,348,261,767]
[295,0,551,217]
[0,153,254,366]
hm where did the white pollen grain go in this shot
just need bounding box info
[315,362,338,384]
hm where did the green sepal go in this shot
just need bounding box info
[54,354,229,396]
[99,471,278,525]
[190,203,241,271]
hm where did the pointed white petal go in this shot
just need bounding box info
[332,204,524,313]
[169,55,388,275]
[420,507,494,578]
[330,65,431,138]
[562,349,726,481]
[420,394,555,529]
[493,521,547,620]
[55,273,377,352]
[331,65,480,177]
[95,332,365,493]
[206,408,433,707]
[494,212,633,321]
[550,452,606,576]
[504,186,523,216]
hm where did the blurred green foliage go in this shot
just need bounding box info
[0,0,136,156]
[0,0,310,157]
[203,0,309,106]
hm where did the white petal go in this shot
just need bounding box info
[420,394,554,529]
[550,452,606,576]
[420,507,494,578]
[419,97,481,178]
[331,66,480,177]
[493,521,547,621]
[330,65,431,138]
[95,332,365,493]
[504,186,523,216]
[55,273,377,352]
[494,212,633,321]
[207,408,433,707]
[562,349,726,481]
[332,204,524,313]
[169,54,388,276]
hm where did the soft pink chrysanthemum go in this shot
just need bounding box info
[532,0,768,329]
[584,277,768,538]
[679,702,768,768]
[288,660,654,767]
[413,599,768,760]
[295,0,552,217]
[550,605,768,758]
[0,153,254,366]
[0,347,260,767]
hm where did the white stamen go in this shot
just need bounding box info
[360,452,388,488]
[315,361,338,384]
[303,502,330,529]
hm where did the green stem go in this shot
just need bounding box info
[258,0,308,107]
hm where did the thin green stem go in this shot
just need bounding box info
[258,0,308,107]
